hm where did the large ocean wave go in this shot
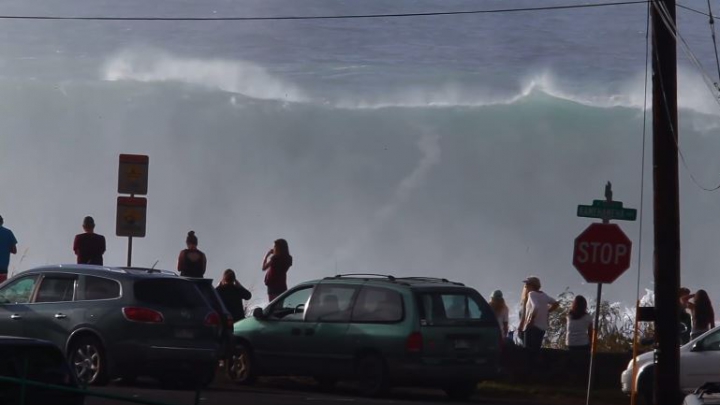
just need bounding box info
[101,48,720,121]
[4,48,720,312]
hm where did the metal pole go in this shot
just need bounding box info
[127,236,133,267]
[585,283,603,405]
[651,0,681,404]
[127,193,134,267]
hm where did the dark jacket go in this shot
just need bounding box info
[216,283,252,321]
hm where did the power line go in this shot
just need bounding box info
[706,0,720,83]
[0,1,650,22]
[653,1,720,191]
[678,2,720,18]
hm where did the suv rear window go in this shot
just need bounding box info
[134,279,205,309]
[417,290,494,326]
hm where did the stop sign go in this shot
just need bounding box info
[573,223,632,284]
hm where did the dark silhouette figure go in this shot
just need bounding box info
[687,289,715,340]
[177,231,206,278]
[262,238,293,301]
[216,269,252,321]
[0,215,18,283]
[73,216,106,265]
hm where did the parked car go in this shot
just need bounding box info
[0,265,222,387]
[185,277,235,357]
[0,336,84,405]
[622,325,720,404]
[684,383,720,405]
[227,274,501,399]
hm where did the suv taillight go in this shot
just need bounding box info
[406,332,423,353]
[205,312,221,327]
[122,307,164,323]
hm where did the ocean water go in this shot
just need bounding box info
[2,0,720,316]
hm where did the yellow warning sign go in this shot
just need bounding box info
[118,154,149,195]
[116,197,147,237]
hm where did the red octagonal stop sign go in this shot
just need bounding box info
[573,223,632,284]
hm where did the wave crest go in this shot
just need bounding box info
[102,47,308,102]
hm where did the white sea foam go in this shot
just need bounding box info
[102,47,308,102]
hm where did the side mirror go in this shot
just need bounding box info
[692,341,704,352]
[252,307,265,319]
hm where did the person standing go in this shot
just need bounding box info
[489,290,509,338]
[216,269,252,321]
[73,216,106,265]
[177,231,207,278]
[687,289,715,340]
[679,287,693,345]
[566,295,593,352]
[518,276,559,352]
[262,238,293,301]
[0,215,18,283]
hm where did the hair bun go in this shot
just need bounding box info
[188,231,195,237]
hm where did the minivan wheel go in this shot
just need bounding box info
[356,354,389,397]
[69,336,108,386]
[444,381,478,401]
[226,344,256,385]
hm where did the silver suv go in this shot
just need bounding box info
[0,265,222,387]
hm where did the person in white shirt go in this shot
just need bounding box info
[518,276,559,352]
[489,290,509,338]
[566,295,593,352]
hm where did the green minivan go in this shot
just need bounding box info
[227,274,501,399]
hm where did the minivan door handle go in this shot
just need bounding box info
[305,328,315,336]
[10,314,21,320]
[54,313,67,319]
[291,328,301,336]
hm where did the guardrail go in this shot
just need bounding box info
[0,374,203,405]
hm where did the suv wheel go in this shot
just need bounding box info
[444,381,478,400]
[227,344,256,385]
[356,354,389,397]
[69,336,108,386]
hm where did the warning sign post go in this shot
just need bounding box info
[117,154,149,267]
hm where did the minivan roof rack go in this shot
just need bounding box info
[331,273,396,281]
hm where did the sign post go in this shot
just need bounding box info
[117,154,149,267]
[574,182,634,405]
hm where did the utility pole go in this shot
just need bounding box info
[651,0,681,404]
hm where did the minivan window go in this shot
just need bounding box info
[418,291,494,326]
[268,287,313,321]
[351,287,403,323]
[82,276,120,300]
[0,276,37,304]
[35,277,76,303]
[306,285,358,322]
[134,279,205,309]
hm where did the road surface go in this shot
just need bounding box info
[83,377,530,405]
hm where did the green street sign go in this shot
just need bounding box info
[592,200,622,209]
[577,205,637,221]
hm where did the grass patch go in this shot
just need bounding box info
[478,381,629,405]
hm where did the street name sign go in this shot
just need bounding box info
[577,199,637,221]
